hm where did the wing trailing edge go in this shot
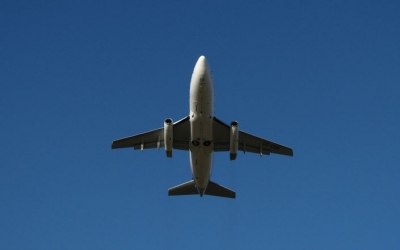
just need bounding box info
[212,116,293,157]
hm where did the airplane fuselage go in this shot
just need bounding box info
[111,55,293,199]
[189,56,214,194]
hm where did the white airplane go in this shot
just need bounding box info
[112,56,293,199]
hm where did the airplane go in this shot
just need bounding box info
[111,55,293,199]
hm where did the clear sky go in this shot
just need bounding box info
[1,1,399,249]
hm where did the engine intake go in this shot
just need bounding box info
[164,118,173,157]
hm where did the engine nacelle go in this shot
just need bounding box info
[230,121,239,160]
[164,118,173,158]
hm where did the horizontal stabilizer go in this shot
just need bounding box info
[205,181,236,199]
[168,180,236,199]
[168,180,198,196]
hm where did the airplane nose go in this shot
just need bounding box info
[196,55,207,69]
[192,55,210,83]
[198,55,206,62]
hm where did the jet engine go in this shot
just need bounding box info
[164,118,173,158]
[230,121,239,160]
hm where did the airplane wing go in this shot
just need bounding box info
[213,117,293,156]
[112,116,190,150]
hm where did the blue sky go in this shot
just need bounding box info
[1,0,399,249]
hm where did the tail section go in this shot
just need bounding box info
[205,181,236,199]
[168,180,198,196]
[168,180,236,199]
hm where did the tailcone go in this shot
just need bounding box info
[198,188,205,197]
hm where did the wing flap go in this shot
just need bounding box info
[212,116,293,156]
[111,116,191,151]
[239,131,293,156]
[111,128,164,149]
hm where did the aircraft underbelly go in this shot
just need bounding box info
[189,87,214,188]
[189,112,213,187]
[190,150,212,188]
